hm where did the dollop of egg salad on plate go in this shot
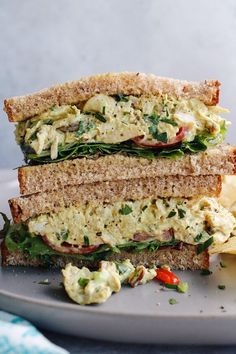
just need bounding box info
[62,261,156,305]
[2,196,236,266]
[15,93,230,164]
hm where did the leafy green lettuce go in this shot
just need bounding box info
[22,128,226,164]
[1,214,180,264]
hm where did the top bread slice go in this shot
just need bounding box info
[18,144,236,195]
[4,72,220,122]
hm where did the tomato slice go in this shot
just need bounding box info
[155,268,180,285]
[132,127,187,148]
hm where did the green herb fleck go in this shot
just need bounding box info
[87,122,94,131]
[75,121,85,137]
[220,261,227,268]
[114,93,129,102]
[148,124,168,142]
[169,298,178,305]
[56,230,68,241]
[218,285,226,290]
[167,210,176,218]
[142,205,148,212]
[30,131,38,141]
[197,237,214,255]
[194,233,204,243]
[201,269,212,276]
[94,112,107,123]
[177,208,186,219]
[119,204,133,215]
[159,118,178,126]
[102,106,106,115]
[84,235,90,246]
[78,278,90,288]
[43,119,53,125]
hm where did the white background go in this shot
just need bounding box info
[0,0,235,168]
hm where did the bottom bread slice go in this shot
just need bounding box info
[1,242,209,270]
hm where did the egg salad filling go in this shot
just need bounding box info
[15,94,229,163]
[62,260,156,305]
[27,196,236,252]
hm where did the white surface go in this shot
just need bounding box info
[0,0,236,169]
[0,172,236,344]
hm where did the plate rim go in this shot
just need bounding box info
[1,286,236,320]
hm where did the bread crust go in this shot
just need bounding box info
[4,72,220,122]
[18,145,234,196]
[9,175,222,223]
[1,241,209,270]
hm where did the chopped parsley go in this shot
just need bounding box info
[87,122,95,131]
[177,208,186,219]
[57,230,69,241]
[114,93,129,102]
[94,112,107,123]
[167,210,176,218]
[75,121,85,137]
[142,205,148,212]
[194,233,204,243]
[43,119,53,125]
[30,131,38,141]
[148,125,168,142]
[218,285,226,290]
[78,278,90,288]
[159,118,178,126]
[119,204,133,215]
[102,106,106,115]
[84,236,90,246]
[169,298,178,305]
[197,237,214,255]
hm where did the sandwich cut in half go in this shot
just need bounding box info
[2,73,236,273]
[4,72,229,168]
[2,175,236,270]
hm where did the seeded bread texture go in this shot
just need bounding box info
[4,72,220,122]
[18,145,234,195]
[9,175,221,223]
[1,242,209,270]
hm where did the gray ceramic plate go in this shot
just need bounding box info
[0,170,236,344]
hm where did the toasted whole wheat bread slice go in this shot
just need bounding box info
[1,242,209,270]
[4,72,220,122]
[18,145,234,196]
[9,175,222,223]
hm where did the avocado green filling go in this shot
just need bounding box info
[22,127,226,164]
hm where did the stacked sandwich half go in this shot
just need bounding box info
[2,72,236,270]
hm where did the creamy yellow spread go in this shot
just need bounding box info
[28,196,236,248]
[62,260,156,305]
[15,94,229,159]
